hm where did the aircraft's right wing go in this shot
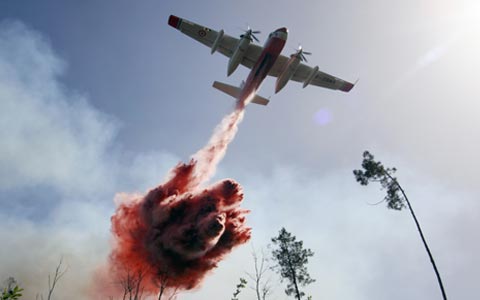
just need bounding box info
[168,15,263,71]
[269,54,355,92]
[293,63,354,92]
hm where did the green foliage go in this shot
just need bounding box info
[353,150,448,300]
[231,278,247,300]
[1,285,23,300]
[271,228,315,300]
[353,151,405,210]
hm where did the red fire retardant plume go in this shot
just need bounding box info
[107,108,250,295]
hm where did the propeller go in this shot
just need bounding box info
[294,45,312,62]
[240,26,261,42]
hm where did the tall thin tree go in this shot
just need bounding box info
[116,268,146,300]
[271,228,315,300]
[246,248,272,300]
[353,150,447,300]
[155,267,179,300]
[36,258,68,300]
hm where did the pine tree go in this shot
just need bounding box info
[353,150,447,300]
[1,278,23,300]
[271,228,315,300]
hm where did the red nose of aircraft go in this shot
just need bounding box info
[276,27,288,33]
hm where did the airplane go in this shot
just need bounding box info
[168,15,355,107]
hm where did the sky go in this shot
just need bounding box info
[1,0,479,299]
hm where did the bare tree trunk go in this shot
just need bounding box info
[247,249,271,300]
[133,270,145,300]
[386,172,448,300]
[285,250,301,300]
[158,286,165,300]
[167,287,179,300]
[156,267,172,300]
[46,258,68,300]
[116,268,146,300]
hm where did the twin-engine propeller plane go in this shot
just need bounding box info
[168,15,355,107]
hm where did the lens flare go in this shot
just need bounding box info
[313,108,333,126]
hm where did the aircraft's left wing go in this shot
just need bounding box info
[168,15,263,70]
[269,55,355,92]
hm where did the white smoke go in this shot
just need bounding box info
[0,20,177,299]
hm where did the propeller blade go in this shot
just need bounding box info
[294,44,312,62]
[240,27,260,42]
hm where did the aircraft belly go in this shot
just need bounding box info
[253,39,285,81]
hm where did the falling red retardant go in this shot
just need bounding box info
[105,108,250,296]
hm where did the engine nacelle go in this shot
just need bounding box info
[275,55,301,93]
[303,66,319,88]
[211,30,224,54]
[227,36,250,76]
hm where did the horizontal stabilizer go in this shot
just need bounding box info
[251,94,269,106]
[213,81,241,98]
[212,81,269,106]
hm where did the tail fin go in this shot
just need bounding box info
[212,81,269,106]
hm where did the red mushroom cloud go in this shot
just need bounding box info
[105,108,250,295]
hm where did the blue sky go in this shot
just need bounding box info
[1,1,480,299]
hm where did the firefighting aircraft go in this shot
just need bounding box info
[168,15,355,106]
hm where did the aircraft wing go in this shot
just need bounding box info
[269,55,355,92]
[168,15,262,70]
